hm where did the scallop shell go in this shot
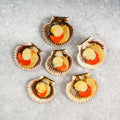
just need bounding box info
[43,17,73,47]
[45,49,73,76]
[14,42,42,71]
[77,36,107,69]
[66,73,98,103]
[27,76,55,104]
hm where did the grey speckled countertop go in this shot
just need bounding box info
[0,0,120,120]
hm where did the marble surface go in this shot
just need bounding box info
[0,0,120,120]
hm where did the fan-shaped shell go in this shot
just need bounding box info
[43,17,73,47]
[14,42,42,71]
[45,49,73,76]
[77,36,107,69]
[27,76,55,104]
[66,73,98,103]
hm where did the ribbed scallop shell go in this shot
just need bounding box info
[45,50,73,76]
[77,36,107,69]
[27,76,55,104]
[66,74,98,103]
[14,42,42,71]
[43,17,73,47]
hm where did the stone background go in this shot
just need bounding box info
[0,0,120,120]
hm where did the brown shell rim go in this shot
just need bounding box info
[27,78,55,104]
[13,44,42,71]
[43,17,74,47]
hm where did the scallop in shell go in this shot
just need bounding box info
[77,36,107,69]
[45,49,73,76]
[66,73,97,103]
[27,76,55,104]
[14,42,42,71]
[43,17,73,46]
